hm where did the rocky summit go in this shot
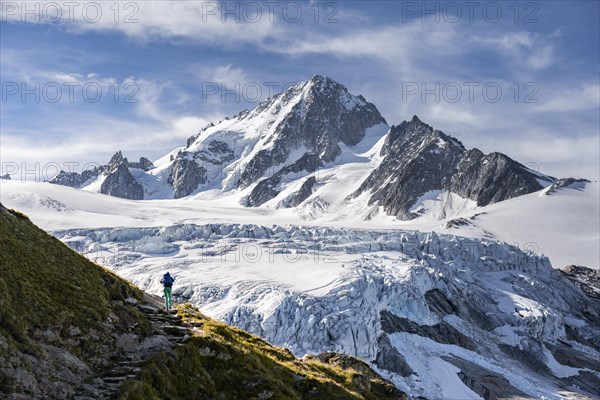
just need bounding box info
[49,151,153,200]
[351,116,553,220]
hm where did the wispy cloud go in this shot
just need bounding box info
[473,31,558,70]
[533,83,600,112]
[2,1,281,46]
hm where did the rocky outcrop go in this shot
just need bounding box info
[169,158,207,199]
[1,173,11,180]
[562,371,600,398]
[544,178,590,195]
[424,289,458,317]
[48,168,102,188]
[561,265,600,302]
[100,164,144,200]
[285,176,318,208]
[48,151,153,191]
[108,150,127,169]
[129,157,155,171]
[380,310,477,350]
[441,356,534,400]
[304,352,407,398]
[560,265,600,338]
[374,335,413,377]
[195,140,236,165]
[246,153,322,207]
[352,116,554,220]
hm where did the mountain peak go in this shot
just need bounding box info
[302,74,349,96]
[308,74,333,84]
[108,150,127,169]
[410,115,425,125]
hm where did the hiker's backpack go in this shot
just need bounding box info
[163,275,174,287]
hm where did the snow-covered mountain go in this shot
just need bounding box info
[48,75,555,222]
[5,75,599,399]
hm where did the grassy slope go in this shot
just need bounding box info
[120,305,405,400]
[0,206,147,356]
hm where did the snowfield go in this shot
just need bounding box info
[2,179,598,269]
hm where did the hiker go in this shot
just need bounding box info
[160,272,175,310]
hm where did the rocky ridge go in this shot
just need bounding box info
[49,151,152,200]
[351,116,554,220]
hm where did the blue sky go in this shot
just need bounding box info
[1,0,599,180]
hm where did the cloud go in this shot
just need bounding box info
[261,22,460,62]
[1,1,280,46]
[203,64,250,86]
[473,31,557,70]
[534,83,600,113]
[0,108,220,180]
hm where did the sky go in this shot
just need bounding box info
[1,0,599,181]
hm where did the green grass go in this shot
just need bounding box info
[0,206,149,363]
[119,305,406,400]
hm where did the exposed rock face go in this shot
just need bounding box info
[424,289,458,317]
[169,158,207,199]
[561,265,600,302]
[195,140,236,165]
[237,75,386,191]
[246,153,322,207]
[287,176,319,208]
[374,335,413,377]
[100,164,144,200]
[380,310,477,350]
[48,151,153,192]
[543,178,590,195]
[352,116,554,220]
[441,356,534,400]
[129,157,155,171]
[48,168,102,188]
[163,140,235,199]
[108,150,127,169]
[560,265,600,344]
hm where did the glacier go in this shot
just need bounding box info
[53,223,600,399]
